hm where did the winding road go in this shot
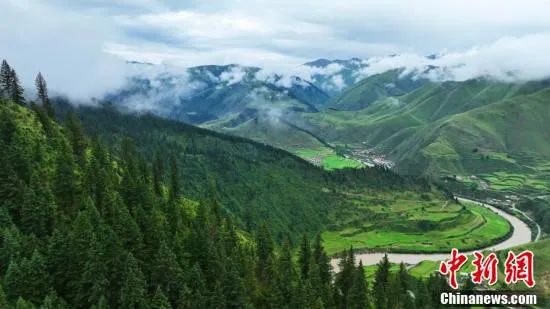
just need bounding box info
[330,196,535,270]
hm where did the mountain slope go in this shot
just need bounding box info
[299,79,550,196]
[53,99,412,238]
[328,69,428,111]
[106,64,330,124]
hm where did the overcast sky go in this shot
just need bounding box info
[2,0,550,99]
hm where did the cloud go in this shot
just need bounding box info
[0,0,131,101]
[360,33,550,82]
[219,66,247,85]
[3,0,550,100]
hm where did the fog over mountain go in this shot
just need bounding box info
[2,0,550,101]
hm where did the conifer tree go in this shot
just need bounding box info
[373,254,391,309]
[334,247,355,308]
[255,223,274,284]
[20,176,56,238]
[4,251,51,304]
[41,291,68,309]
[119,253,147,309]
[0,284,7,308]
[415,280,432,309]
[0,60,12,98]
[186,263,207,308]
[65,112,87,162]
[275,236,296,307]
[151,241,184,304]
[8,68,25,105]
[347,261,368,309]
[150,288,172,309]
[169,154,180,202]
[34,72,54,118]
[222,261,246,309]
[153,150,164,196]
[15,297,33,309]
[76,236,109,307]
[298,235,311,280]
[53,142,77,213]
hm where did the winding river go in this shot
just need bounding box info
[330,197,533,269]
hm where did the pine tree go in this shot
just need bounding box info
[298,235,311,280]
[75,236,109,308]
[169,154,180,202]
[20,176,56,238]
[415,280,432,309]
[186,263,207,309]
[255,223,274,284]
[119,253,147,309]
[222,261,246,309]
[65,112,87,162]
[92,296,109,309]
[15,297,34,309]
[45,229,70,297]
[0,283,8,309]
[0,60,12,98]
[346,261,368,309]
[34,72,54,118]
[313,234,331,285]
[53,142,78,213]
[4,251,51,304]
[153,150,164,196]
[150,288,172,309]
[151,241,184,304]
[8,68,25,105]
[103,191,143,254]
[334,247,355,308]
[41,291,68,309]
[373,254,391,309]
[274,236,296,307]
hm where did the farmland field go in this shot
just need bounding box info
[323,195,512,255]
[293,147,363,170]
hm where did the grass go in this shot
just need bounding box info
[323,198,511,255]
[293,147,363,170]
[322,155,363,170]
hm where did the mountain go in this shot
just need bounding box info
[105,64,330,124]
[302,58,367,96]
[300,78,550,196]
[0,98,457,308]
[328,68,429,111]
[52,98,412,238]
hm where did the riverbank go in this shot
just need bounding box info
[330,197,532,270]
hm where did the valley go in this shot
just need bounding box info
[3,0,550,306]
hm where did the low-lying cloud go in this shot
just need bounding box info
[361,33,550,82]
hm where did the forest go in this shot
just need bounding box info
[0,60,454,308]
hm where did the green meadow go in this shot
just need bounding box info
[323,197,511,255]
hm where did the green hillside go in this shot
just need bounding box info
[56,100,416,239]
[298,79,550,199]
[328,69,427,111]
[0,98,461,308]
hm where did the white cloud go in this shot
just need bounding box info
[3,0,550,100]
[0,0,130,101]
[361,33,550,82]
[219,66,247,85]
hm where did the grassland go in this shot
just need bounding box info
[293,147,363,170]
[323,196,511,255]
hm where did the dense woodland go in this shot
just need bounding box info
[0,60,451,308]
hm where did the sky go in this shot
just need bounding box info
[2,0,550,99]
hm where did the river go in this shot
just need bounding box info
[330,197,533,269]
